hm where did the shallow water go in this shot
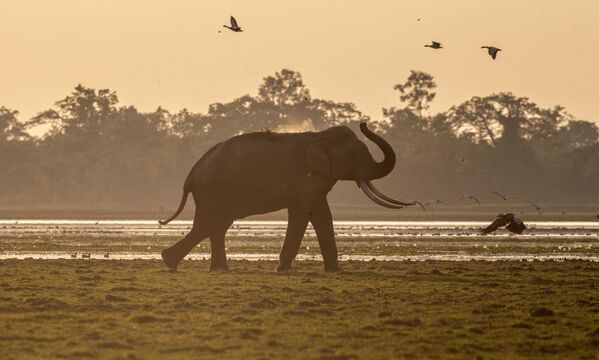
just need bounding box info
[1,219,598,238]
[2,219,598,261]
[1,251,598,262]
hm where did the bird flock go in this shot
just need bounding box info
[425,41,501,60]
[222,16,502,60]
[423,41,502,60]
[425,192,543,234]
[425,192,541,211]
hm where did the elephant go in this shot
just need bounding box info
[159,122,420,272]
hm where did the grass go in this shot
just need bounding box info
[1,259,598,359]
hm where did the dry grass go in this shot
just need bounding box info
[1,259,598,359]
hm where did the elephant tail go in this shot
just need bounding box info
[159,143,221,226]
[159,174,193,226]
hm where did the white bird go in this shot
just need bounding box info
[425,41,443,49]
[492,191,516,201]
[460,193,480,205]
[424,199,449,206]
[223,16,242,32]
[481,46,501,60]
[525,199,541,211]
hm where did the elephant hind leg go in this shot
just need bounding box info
[209,221,232,271]
[161,219,208,271]
[277,207,309,272]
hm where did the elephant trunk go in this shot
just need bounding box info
[358,122,396,180]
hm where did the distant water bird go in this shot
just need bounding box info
[525,199,541,211]
[425,41,443,49]
[596,214,599,220]
[481,46,501,59]
[481,213,526,234]
[223,16,242,32]
[70,253,77,258]
[82,253,91,259]
[104,253,109,258]
[424,199,449,206]
[460,193,480,205]
[492,191,516,201]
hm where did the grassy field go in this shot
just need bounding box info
[1,259,598,359]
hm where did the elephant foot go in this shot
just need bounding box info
[161,249,179,272]
[324,262,343,273]
[209,263,229,272]
[276,262,293,272]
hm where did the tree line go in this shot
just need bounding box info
[1,69,598,209]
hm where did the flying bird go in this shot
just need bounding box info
[492,191,516,201]
[481,213,527,234]
[424,199,449,206]
[481,46,501,59]
[525,199,541,211]
[460,193,480,205]
[223,16,243,32]
[425,41,443,49]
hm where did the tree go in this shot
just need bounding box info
[258,69,311,107]
[28,84,118,138]
[0,107,29,142]
[447,93,540,147]
[392,70,436,116]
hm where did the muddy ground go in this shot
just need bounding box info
[1,259,598,359]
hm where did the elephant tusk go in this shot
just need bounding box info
[365,181,425,211]
[358,181,405,209]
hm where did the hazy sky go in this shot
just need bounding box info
[1,0,598,128]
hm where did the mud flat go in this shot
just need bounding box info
[1,259,598,359]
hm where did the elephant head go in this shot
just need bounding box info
[306,122,421,209]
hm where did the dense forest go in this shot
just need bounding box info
[1,69,598,209]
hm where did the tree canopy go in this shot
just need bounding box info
[1,69,597,208]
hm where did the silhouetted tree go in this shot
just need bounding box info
[0,107,30,142]
[1,70,598,208]
[392,70,436,117]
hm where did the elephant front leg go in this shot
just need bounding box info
[277,208,309,272]
[309,199,342,272]
[209,223,231,271]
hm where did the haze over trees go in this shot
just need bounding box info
[1,69,598,208]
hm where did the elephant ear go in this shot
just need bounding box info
[307,141,330,177]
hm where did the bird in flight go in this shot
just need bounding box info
[481,46,501,59]
[525,199,541,211]
[424,199,449,206]
[223,16,243,32]
[425,41,443,49]
[460,193,480,205]
[492,191,516,201]
[481,213,527,234]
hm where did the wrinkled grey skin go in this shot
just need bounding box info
[160,122,401,272]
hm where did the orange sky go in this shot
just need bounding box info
[1,0,598,129]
